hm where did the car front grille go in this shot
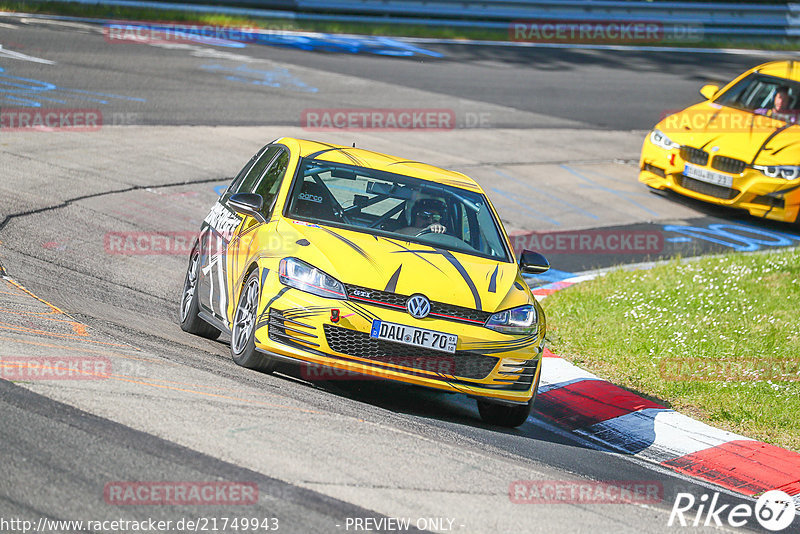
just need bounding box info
[675,175,739,200]
[642,163,666,178]
[344,283,492,325]
[322,324,499,380]
[680,146,709,166]
[711,156,746,175]
[751,194,785,209]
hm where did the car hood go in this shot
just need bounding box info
[659,101,800,166]
[275,219,530,313]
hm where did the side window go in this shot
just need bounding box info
[227,146,266,196]
[254,150,290,217]
[234,146,280,195]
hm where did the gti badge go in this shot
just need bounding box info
[406,294,431,319]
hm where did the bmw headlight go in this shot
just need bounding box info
[753,165,800,180]
[649,129,680,151]
[278,258,347,299]
[485,304,538,335]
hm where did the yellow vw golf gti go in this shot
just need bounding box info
[180,138,549,427]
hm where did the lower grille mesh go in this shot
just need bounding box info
[323,324,499,380]
[676,175,739,200]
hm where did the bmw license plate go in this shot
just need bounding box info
[370,320,457,353]
[683,163,734,188]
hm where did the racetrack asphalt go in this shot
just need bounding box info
[1,14,797,533]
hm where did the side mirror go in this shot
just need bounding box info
[700,84,719,101]
[519,250,550,274]
[228,193,267,223]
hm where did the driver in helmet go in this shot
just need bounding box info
[397,198,447,236]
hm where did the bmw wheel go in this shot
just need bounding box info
[230,269,276,373]
[179,243,221,340]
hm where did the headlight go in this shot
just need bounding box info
[753,165,800,180]
[278,258,347,299]
[649,129,680,150]
[485,304,538,335]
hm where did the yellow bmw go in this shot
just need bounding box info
[179,138,550,427]
[639,60,800,225]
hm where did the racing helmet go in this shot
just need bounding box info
[412,198,447,224]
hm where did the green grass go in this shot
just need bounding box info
[0,0,509,40]
[3,0,800,49]
[545,248,800,452]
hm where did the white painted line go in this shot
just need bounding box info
[0,45,55,64]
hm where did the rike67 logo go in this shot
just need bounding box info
[669,490,796,531]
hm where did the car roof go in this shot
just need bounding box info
[274,137,482,192]
[754,60,800,82]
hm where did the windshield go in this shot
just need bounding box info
[284,158,512,262]
[715,73,800,123]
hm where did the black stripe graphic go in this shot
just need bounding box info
[385,266,402,293]
[439,249,482,311]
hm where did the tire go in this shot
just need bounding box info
[478,359,542,427]
[477,398,533,428]
[179,243,221,340]
[230,269,276,373]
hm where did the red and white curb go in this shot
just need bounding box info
[531,275,800,507]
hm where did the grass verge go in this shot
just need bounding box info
[2,0,800,50]
[544,248,800,453]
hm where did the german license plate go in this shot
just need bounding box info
[683,163,734,188]
[369,320,457,353]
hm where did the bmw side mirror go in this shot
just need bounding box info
[229,193,267,223]
[519,250,550,274]
[700,84,719,101]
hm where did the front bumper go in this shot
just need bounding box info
[638,140,800,224]
[251,286,543,404]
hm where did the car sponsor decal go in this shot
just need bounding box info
[298,192,323,203]
[203,201,241,240]
[292,220,322,229]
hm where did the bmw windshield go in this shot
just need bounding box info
[284,158,512,262]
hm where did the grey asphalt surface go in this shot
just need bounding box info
[0,14,796,534]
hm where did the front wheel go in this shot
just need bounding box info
[179,243,221,340]
[477,398,532,428]
[230,269,276,373]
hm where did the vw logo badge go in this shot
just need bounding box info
[406,294,431,319]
